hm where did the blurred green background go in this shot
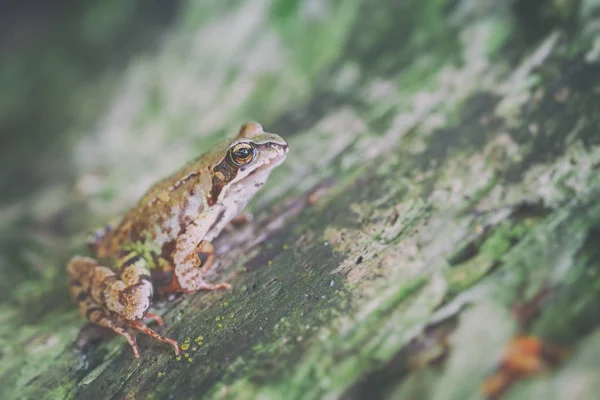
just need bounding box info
[1,0,182,201]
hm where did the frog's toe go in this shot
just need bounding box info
[87,307,140,358]
[197,281,231,291]
[145,312,165,326]
[128,320,180,356]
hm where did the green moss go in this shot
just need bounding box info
[78,1,138,46]
[485,18,514,58]
[269,0,362,89]
[480,222,521,260]
[445,220,535,294]
[446,253,495,294]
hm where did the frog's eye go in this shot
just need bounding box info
[230,143,255,166]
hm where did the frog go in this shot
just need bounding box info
[67,122,289,358]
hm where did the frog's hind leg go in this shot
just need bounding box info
[105,252,180,354]
[68,254,179,357]
[102,252,155,321]
[67,255,141,357]
[86,308,140,358]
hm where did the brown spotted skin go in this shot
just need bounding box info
[67,122,288,358]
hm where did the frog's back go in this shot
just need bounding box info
[93,161,213,261]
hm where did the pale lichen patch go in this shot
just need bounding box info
[513,141,600,207]
[495,32,561,125]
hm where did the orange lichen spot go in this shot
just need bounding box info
[481,335,569,398]
[308,184,333,205]
[482,371,512,398]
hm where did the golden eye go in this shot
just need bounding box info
[230,143,255,165]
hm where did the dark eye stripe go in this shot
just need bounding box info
[209,145,252,205]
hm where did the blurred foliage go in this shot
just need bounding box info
[0,0,181,203]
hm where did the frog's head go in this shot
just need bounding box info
[231,122,289,169]
[208,122,289,205]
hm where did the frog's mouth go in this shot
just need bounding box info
[268,141,289,159]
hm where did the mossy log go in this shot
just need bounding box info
[1,0,600,399]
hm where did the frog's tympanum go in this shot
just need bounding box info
[67,123,288,358]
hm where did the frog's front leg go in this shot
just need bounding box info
[67,254,180,358]
[161,227,231,294]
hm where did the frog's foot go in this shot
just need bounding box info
[159,275,231,294]
[197,281,232,291]
[126,320,180,356]
[230,212,253,227]
[222,213,254,235]
[90,309,141,358]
